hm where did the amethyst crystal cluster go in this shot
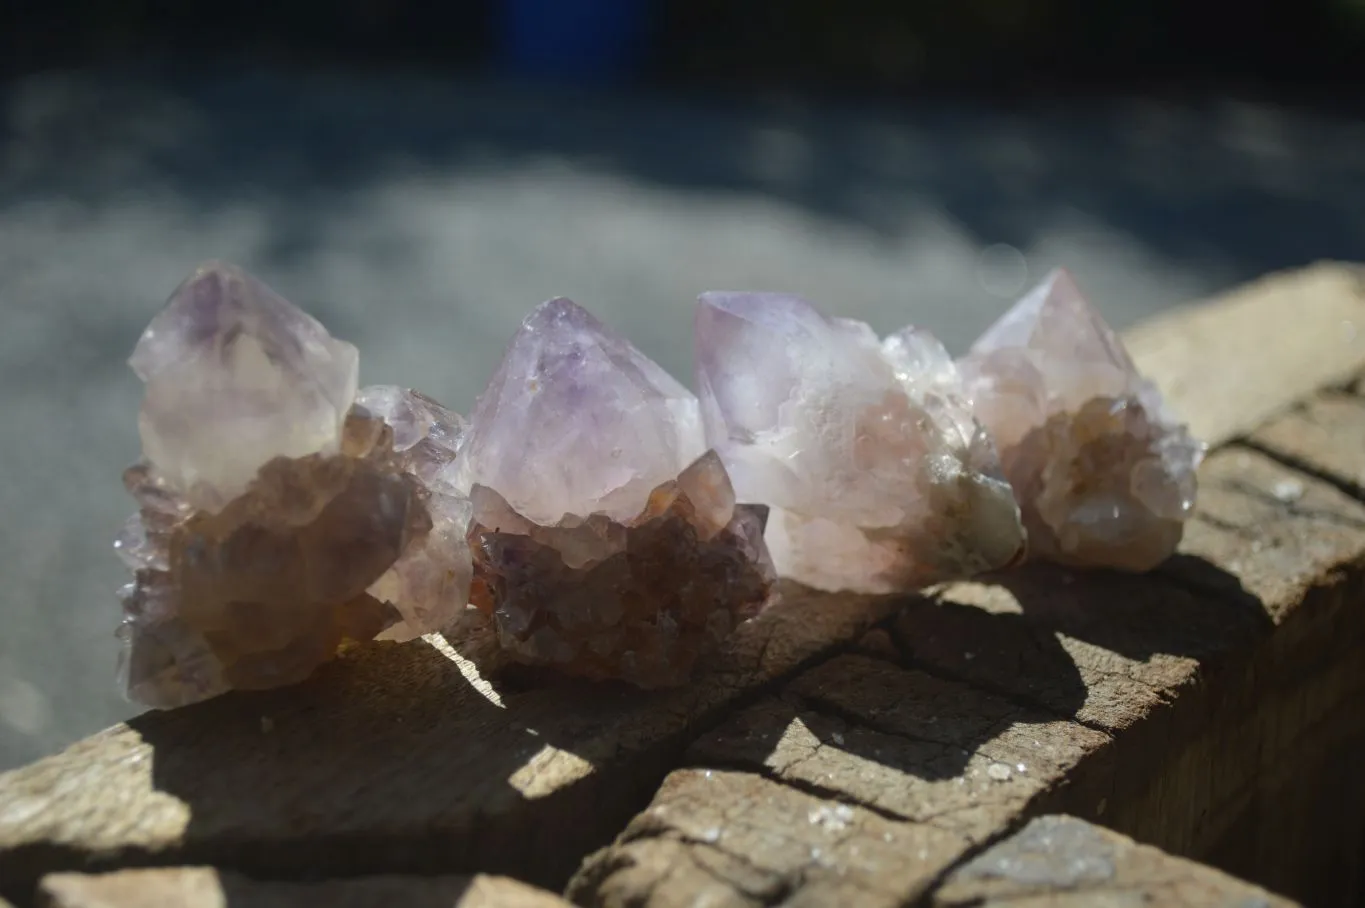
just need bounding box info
[452,299,773,687]
[116,264,471,707]
[114,262,1203,708]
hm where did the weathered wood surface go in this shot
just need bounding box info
[0,584,899,903]
[35,870,568,908]
[929,815,1296,907]
[3,264,1364,907]
[1124,260,1365,446]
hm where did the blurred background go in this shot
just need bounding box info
[1,0,1364,769]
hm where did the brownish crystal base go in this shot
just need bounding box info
[468,456,774,689]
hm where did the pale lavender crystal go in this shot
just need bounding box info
[695,291,1024,594]
[359,386,474,642]
[452,297,705,524]
[356,385,467,487]
[132,261,359,511]
[456,298,772,686]
[958,269,1204,571]
[115,265,473,708]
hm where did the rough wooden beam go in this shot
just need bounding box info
[1123,260,1365,445]
[0,584,899,905]
[36,870,568,908]
[1246,390,1365,497]
[928,815,1296,907]
[567,768,973,908]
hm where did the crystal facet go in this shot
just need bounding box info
[132,261,360,512]
[359,386,474,643]
[457,298,773,686]
[115,265,473,708]
[957,269,1204,570]
[695,291,1024,594]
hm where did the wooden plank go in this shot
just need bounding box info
[568,768,971,908]
[0,585,899,905]
[1123,261,1365,446]
[36,870,567,908]
[1248,390,1365,495]
[688,660,1109,841]
[929,815,1297,907]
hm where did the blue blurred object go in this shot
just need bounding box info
[497,0,655,81]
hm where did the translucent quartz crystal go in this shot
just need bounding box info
[454,298,774,687]
[358,386,474,642]
[115,264,472,708]
[131,261,359,512]
[694,292,1025,595]
[957,269,1204,571]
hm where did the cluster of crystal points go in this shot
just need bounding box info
[695,292,1025,594]
[113,260,1202,708]
[115,264,472,708]
[957,269,1204,571]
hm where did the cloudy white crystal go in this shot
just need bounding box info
[695,291,1024,594]
[958,268,1204,570]
[132,261,359,511]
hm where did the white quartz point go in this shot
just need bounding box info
[959,268,1204,571]
[453,297,705,525]
[695,291,1024,594]
[131,261,359,511]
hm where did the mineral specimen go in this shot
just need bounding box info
[957,268,1204,571]
[357,386,474,642]
[115,263,472,708]
[453,298,774,687]
[694,292,1025,594]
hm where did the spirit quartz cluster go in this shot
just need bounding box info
[113,261,1201,707]
[957,269,1204,571]
[115,263,472,707]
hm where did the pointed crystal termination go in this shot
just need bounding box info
[115,264,473,708]
[455,298,774,687]
[695,292,1025,595]
[957,269,1205,571]
[132,261,360,512]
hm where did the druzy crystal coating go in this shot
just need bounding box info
[115,264,472,707]
[694,292,1025,594]
[455,298,774,686]
[957,269,1204,571]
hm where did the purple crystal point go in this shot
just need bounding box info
[959,269,1204,571]
[695,291,1024,594]
[456,297,705,525]
[132,261,359,511]
[459,298,772,687]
